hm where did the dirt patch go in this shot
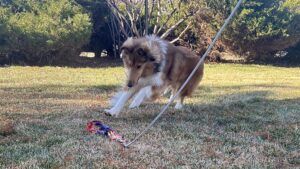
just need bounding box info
[0,115,14,136]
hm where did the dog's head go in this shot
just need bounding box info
[120,37,157,88]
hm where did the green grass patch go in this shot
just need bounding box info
[0,64,299,168]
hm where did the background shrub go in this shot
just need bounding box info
[221,0,300,61]
[185,0,300,62]
[0,0,299,65]
[0,0,92,65]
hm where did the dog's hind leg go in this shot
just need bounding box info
[174,96,184,110]
[163,87,171,96]
[129,86,151,108]
[168,88,176,101]
[169,85,183,109]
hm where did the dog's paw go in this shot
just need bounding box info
[129,102,141,109]
[174,103,183,110]
[104,108,120,117]
[129,98,144,109]
[104,111,112,116]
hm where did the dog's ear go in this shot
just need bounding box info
[120,46,129,52]
[120,46,130,58]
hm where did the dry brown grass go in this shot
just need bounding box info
[0,64,299,168]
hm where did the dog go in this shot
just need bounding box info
[105,35,204,117]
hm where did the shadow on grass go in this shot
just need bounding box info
[1,85,299,168]
[0,84,120,119]
[250,59,300,68]
[88,84,120,92]
[117,90,299,151]
[4,83,297,125]
[195,84,300,94]
[2,83,299,131]
[51,57,124,68]
[1,84,120,95]
[0,57,124,68]
[120,90,299,130]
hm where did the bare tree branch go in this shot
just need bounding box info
[148,0,156,24]
[171,21,192,43]
[160,12,193,39]
[120,0,141,36]
[156,8,177,35]
[107,0,199,46]
[156,0,185,35]
[106,0,131,37]
[153,0,161,34]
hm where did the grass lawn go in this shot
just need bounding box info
[0,64,299,168]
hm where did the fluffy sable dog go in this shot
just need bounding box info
[105,35,204,117]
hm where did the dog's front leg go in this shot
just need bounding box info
[129,86,152,108]
[105,86,140,117]
[105,90,132,117]
[109,91,125,107]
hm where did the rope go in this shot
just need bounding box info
[124,0,244,148]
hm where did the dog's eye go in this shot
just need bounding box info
[136,65,142,69]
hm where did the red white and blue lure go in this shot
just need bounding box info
[86,120,126,146]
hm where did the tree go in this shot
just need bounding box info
[220,0,300,61]
[0,0,92,65]
[75,0,115,58]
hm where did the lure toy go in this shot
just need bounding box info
[86,120,126,146]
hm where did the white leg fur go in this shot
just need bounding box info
[168,89,175,101]
[169,94,174,101]
[174,98,183,110]
[129,86,151,108]
[138,72,164,87]
[105,90,133,117]
[106,72,163,116]
[109,91,124,107]
[153,72,164,86]
[163,87,171,96]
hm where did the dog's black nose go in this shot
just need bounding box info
[127,82,133,88]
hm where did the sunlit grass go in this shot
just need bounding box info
[0,64,299,168]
